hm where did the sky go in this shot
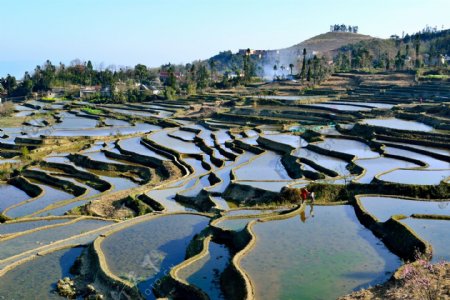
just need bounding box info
[1,0,449,78]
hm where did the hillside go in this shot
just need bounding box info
[209,31,379,76]
[278,31,376,58]
[208,29,449,77]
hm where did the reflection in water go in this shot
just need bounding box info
[300,204,315,223]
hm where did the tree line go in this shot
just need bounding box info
[334,28,449,72]
[330,24,359,34]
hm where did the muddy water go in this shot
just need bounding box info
[241,205,401,300]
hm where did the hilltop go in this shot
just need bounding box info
[278,31,376,57]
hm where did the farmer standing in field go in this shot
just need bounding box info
[301,188,310,204]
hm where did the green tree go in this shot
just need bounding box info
[289,63,294,75]
[164,87,176,100]
[134,64,148,84]
[166,66,177,89]
[209,60,216,83]
[196,64,209,90]
[306,59,311,82]
[243,49,252,83]
[14,72,34,96]
[0,74,17,96]
[414,35,421,68]
[300,48,307,81]
[312,55,319,84]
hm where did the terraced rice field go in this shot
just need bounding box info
[0,91,449,299]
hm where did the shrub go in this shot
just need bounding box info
[0,101,14,116]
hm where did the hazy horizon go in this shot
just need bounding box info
[1,0,449,78]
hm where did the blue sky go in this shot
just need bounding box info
[1,0,449,78]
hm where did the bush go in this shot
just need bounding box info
[21,146,30,159]
[279,187,303,203]
[164,87,177,100]
[0,101,14,116]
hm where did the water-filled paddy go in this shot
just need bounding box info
[0,219,112,261]
[214,217,256,231]
[118,137,167,161]
[184,157,209,175]
[294,148,350,175]
[170,129,197,141]
[100,214,209,299]
[310,103,372,111]
[47,123,160,137]
[0,184,31,213]
[401,218,450,262]
[383,146,450,169]
[53,113,98,129]
[328,101,394,109]
[95,172,139,192]
[240,205,401,300]
[209,196,231,210]
[0,218,71,235]
[178,241,230,299]
[355,157,419,183]
[378,169,449,185]
[376,139,450,156]
[362,118,434,132]
[359,196,450,222]
[234,180,289,192]
[207,152,254,193]
[315,138,379,159]
[0,247,84,299]
[214,129,233,144]
[6,184,73,218]
[234,151,291,181]
[262,133,308,148]
[150,130,202,154]
[34,200,90,217]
